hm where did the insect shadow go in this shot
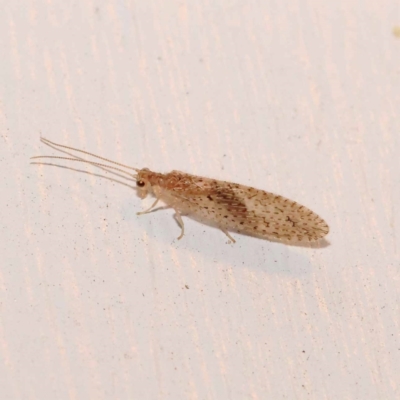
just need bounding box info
[31,161,136,190]
[153,223,318,277]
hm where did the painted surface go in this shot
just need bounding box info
[1,1,399,399]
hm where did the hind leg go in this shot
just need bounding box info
[221,228,236,243]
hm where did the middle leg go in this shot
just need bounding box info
[174,210,185,240]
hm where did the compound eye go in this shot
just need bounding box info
[136,180,145,187]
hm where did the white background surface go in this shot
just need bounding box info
[1,1,400,399]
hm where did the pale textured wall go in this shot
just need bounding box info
[1,1,399,399]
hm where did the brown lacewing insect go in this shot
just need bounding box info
[32,138,329,244]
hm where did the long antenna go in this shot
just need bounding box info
[30,155,137,179]
[40,137,139,172]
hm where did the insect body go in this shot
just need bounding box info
[32,138,329,244]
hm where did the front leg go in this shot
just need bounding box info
[137,186,163,215]
[137,198,160,215]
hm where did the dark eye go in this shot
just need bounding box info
[137,180,145,187]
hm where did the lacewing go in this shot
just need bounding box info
[32,138,329,244]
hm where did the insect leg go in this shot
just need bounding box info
[220,228,236,243]
[137,198,160,215]
[174,211,185,240]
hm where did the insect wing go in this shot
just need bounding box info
[167,172,328,242]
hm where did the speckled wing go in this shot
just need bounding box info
[165,172,329,243]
